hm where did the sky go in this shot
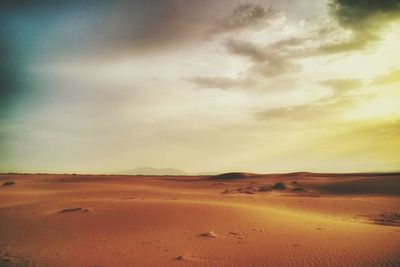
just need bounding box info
[1,0,400,174]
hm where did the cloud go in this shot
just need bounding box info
[321,78,364,95]
[255,104,311,120]
[189,76,254,90]
[319,31,378,54]
[207,4,280,36]
[225,39,270,62]
[226,39,302,77]
[371,68,400,85]
[330,0,400,28]
[0,12,31,117]
[249,60,302,77]
[346,117,400,139]
[83,1,215,56]
[256,77,368,121]
[2,1,258,61]
[189,29,311,90]
[319,0,400,54]
[318,117,400,161]
[0,0,241,111]
[255,97,356,121]
[0,30,17,110]
[270,37,307,49]
[190,36,304,90]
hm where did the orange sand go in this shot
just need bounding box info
[0,173,399,266]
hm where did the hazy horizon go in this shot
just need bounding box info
[1,0,400,174]
[2,166,400,176]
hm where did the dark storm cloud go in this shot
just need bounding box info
[320,0,400,54]
[0,1,227,62]
[0,30,17,109]
[3,1,284,121]
[0,0,212,115]
[0,0,114,113]
[0,1,276,77]
[331,0,400,27]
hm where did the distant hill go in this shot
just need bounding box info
[211,172,261,180]
[118,167,188,176]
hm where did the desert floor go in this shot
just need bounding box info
[0,172,399,267]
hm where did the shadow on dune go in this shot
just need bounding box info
[369,212,400,226]
[210,172,400,196]
[310,176,400,196]
[210,172,261,180]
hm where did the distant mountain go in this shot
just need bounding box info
[118,167,188,176]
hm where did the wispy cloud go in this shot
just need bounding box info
[226,39,302,77]
[321,78,364,95]
[207,4,281,36]
[371,68,400,86]
[189,76,254,90]
[256,77,368,121]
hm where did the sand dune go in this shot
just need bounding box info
[0,173,399,266]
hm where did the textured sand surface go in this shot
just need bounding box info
[0,173,399,267]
